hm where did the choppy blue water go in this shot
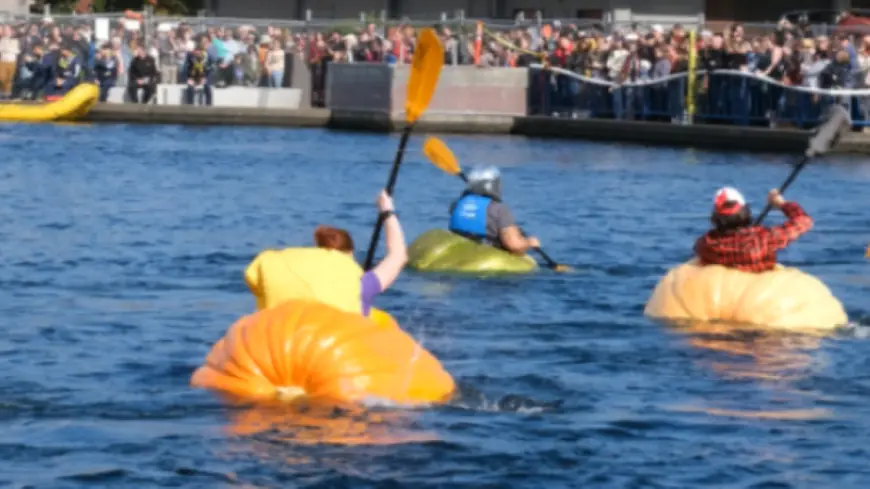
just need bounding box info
[1,123,869,489]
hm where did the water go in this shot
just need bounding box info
[1,123,869,489]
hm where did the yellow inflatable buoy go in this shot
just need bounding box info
[0,83,99,122]
[645,259,848,332]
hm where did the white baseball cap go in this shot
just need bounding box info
[713,186,746,215]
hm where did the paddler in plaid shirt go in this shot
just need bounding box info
[694,186,814,273]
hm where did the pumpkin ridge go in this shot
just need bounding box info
[669,264,695,319]
[297,306,380,398]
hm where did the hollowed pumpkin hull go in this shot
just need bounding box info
[408,229,537,274]
[191,300,455,405]
[644,259,848,332]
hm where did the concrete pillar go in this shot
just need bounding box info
[832,0,851,11]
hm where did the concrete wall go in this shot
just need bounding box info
[105,85,303,109]
[205,0,843,22]
[0,0,30,17]
[208,0,707,20]
[500,0,704,19]
[209,0,391,20]
[86,103,865,155]
[326,63,393,113]
[326,64,529,117]
[392,65,528,116]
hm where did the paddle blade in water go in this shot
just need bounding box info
[405,28,444,123]
[553,264,574,273]
[423,137,461,176]
[808,104,851,156]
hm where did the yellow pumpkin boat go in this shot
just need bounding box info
[408,229,537,274]
[645,259,848,332]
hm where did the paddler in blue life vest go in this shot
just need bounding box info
[448,166,541,254]
[47,43,82,98]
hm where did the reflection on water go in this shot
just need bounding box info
[674,405,832,420]
[673,320,826,382]
[224,401,438,447]
[667,320,835,421]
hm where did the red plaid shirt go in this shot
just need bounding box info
[694,202,813,273]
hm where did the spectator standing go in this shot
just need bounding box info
[821,49,852,89]
[127,45,157,103]
[46,43,82,99]
[93,44,119,102]
[266,39,285,87]
[0,25,20,99]
[32,44,57,98]
[183,38,213,106]
[308,33,327,107]
[228,53,248,86]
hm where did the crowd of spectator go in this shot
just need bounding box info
[0,12,869,123]
[0,16,446,105]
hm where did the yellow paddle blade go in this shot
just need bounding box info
[552,264,574,273]
[423,137,461,176]
[866,245,869,258]
[405,28,445,123]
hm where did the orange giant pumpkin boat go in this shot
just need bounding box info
[190,299,456,406]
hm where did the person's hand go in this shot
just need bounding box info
[187,79,194,85]
[376,190,394,213]
[527,236,541,249]
[768,189,786,209]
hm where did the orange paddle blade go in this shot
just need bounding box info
[422,137,461,176]
[405,28,444,123]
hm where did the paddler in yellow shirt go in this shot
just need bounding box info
[244,190,407,317]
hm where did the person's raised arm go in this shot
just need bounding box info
[371,190,407,291]
[763,188,813,252]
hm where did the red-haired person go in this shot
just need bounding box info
[694,186,813,272]
[314,190,407,315]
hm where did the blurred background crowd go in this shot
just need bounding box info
[1,10,869,125]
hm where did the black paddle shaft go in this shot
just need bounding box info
[519,228,560,269]
[533,247,560,268]
[752,155,810,226]
[363,125,414,271]
[753,105,848,226]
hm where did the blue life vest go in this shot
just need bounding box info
[449,194,491,239]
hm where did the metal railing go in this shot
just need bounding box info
[529,65,870,128]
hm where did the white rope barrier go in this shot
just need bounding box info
[530,63,870,97]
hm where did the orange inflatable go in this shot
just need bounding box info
[191,300,456,406]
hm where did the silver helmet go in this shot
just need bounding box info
[466,165,502,200]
